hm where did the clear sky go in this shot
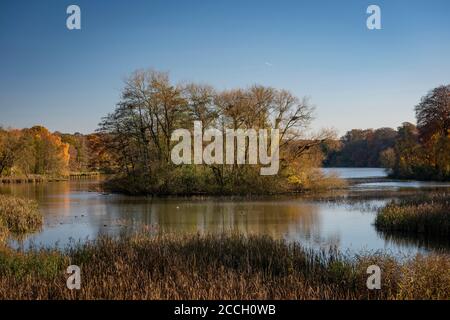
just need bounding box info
[1,0,449,135]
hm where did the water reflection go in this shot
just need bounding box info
[1,179,449,255]
[354,181,450,190]
[322,167,388,179]
[376,230,450,252]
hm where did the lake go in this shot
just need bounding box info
[322,167,388,179]
[1,168,449,255]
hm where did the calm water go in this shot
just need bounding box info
[322,167,388,179]
[1,168,449,255]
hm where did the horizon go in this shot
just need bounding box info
[0,120,420,137]
[1,0,450,135]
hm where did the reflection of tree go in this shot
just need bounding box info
[376,229,450,252]
[80,196,344,249]
[2,182,343,248]
[0,181,75,219]
[118,199,325,241]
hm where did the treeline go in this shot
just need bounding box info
[0,126,112,177]
[323,85,449,181]
[323,128,398,167]
[3,76,446,185]
[99,69,340,195]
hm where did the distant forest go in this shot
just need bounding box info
[0,126,113,176]
[322,127,398,168]
[323,85,449,181]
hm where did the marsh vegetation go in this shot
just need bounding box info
[0,233,449,300]
[0,194,43,242]
[376,192,450,238]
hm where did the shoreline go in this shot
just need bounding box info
[0,172,101,184]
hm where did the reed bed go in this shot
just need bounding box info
[375,192,450,237]
[0,233,448,300]
[0,195,43,235]
[0,172,100,184]
[68,172,101,180]
[0,175,70,184]
[0,176,47,184]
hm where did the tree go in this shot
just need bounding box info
[415,85,450,142]
[59,133,89,172]
[0,129,23,175]
[99,69,328,194]
[86,133,116,172]
[379,147,396,169]
[16,126,70,176]
[323,128,397,167]
[414,85,450,178]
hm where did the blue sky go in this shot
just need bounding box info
[0,0,449,135]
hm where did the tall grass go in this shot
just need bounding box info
[375,192,450,237]
[0,194,43,237]
[0,233,449,300]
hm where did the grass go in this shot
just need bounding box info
[288,169,348,192]
[0,194,43,237]
[0,233,449,300]
[375,192,450,238]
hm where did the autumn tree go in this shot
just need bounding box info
[0,128,23,175]
[414,85,450,178]
[381,85,450,180]
[99,69,330,194]
[323,128,397,167]
[58,132,89,172]
[86,133,116,172]
[415,85,450,142]
[16,126,70,176]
